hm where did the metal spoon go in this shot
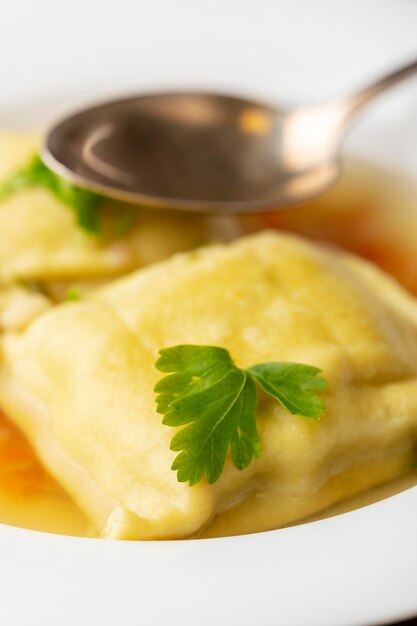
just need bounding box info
[43,59,417,214]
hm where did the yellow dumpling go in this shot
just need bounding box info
[0,133,132,283]
[0,231,417,540]
[0,132,231,289]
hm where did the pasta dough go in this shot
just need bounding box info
[0,231,417,539]
[0,133,233,290]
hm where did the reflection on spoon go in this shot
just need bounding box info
[43,59,417,214]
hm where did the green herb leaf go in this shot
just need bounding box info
[155,346,261,485]
[0,155,103,235]
[65,286,81,302]
[16,278,52,299]
[113,206,137,239]
[247,362,327,419]
[155,345,327,485]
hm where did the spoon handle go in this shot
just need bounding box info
[343,58,417,121]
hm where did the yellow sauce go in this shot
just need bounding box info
[1,157,417,538]
[203,457,417,538]
[0,412,89,536]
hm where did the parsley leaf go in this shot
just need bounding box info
[113,206,138,239]
[247,362,327,419]
[65,286,81,302]
[155,345,327,486]
[0,155,103,235]
[16,278,51,298]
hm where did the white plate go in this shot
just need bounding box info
[1,1,417,625]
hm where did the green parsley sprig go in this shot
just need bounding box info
[0,155,103,235]
[155,345,327,486]
[65,286,81,302]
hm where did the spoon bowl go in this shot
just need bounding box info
[43,60,417,214]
